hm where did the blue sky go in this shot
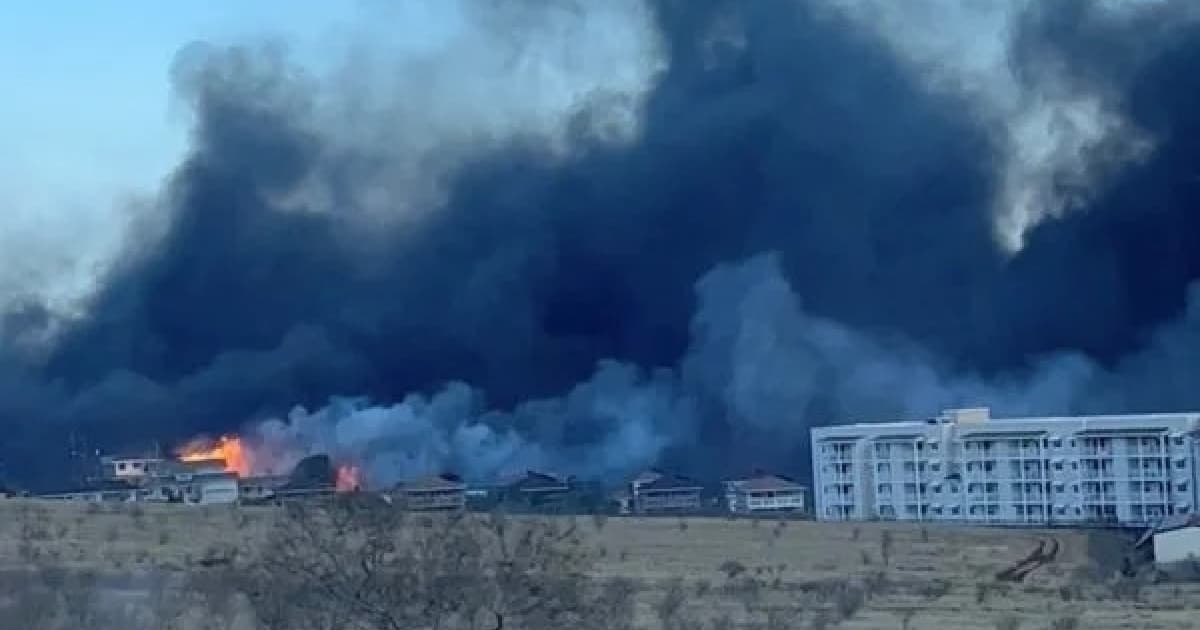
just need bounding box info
[0,2,355,214]
[0,2,362,309]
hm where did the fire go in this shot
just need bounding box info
[336,464,362,492]
[177,435,251,477]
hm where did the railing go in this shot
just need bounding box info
[1081,471,1116,480]
[1131,469,1164,479]
[747,500,801,510]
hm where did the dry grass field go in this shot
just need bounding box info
[0,499,1197,629]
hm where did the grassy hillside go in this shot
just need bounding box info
[0,500,1195,629]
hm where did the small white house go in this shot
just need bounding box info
[724,473,808,514]
[1152,514,1200,565]
[100,455,165,482]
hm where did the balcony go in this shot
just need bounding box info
[1081,471,1116,480]
[1004,447,1044,458]
[1131,469,1165,479]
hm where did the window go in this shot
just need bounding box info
[1052,438,1062,448]
[1053,462,1063,471]
[117,463,127,471]
[1178,483,1189,493]
[929,442,939,452]
[1174,436,1185,446]
[1177,460,1188,469]
[931,463,941,472]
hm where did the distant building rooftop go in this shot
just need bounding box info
[638,473,702,492]
[816,407,1200,432]
[399,473,466,492]
[726,473,805,493]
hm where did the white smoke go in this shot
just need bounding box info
[829,0,1166,253]
[242,252,1200,487]
[248,360,689,486]
[257,0,667,226]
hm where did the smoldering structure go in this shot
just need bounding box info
[3,0,1200,489]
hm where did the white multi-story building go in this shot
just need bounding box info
[812,408,1200,527]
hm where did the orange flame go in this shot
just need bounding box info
[336,464,362,492]
[177,435,251,477]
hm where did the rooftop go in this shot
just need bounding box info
[638,473,702,492]
[726,473,805,493]
[400,473,466,492]
[816,408,1200,431]
[509,470,572,492]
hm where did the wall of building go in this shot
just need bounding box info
[812,409,1200,527]
[199,477,239,504]
[1155,527,1200,564]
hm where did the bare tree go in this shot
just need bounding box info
[238,496,635,630]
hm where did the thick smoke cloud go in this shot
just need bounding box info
[3,0,1200,488]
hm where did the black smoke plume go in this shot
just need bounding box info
[3,0,1200,489]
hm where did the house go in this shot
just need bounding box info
[632,471,703,514]
[142,460,239,505]
[395,473,467,511]
[100,454,165,484]
[499,470,574,511]
[724,472,808,514]
[1149,514,1200,566]
[630,469,665,495]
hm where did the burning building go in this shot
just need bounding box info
[39,432,362,505]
